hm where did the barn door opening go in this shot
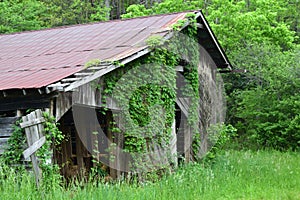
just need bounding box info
[55,105,124,179]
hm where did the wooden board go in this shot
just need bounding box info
[0,117,19,124]
[22,109,45,187]
[0,127,14,137]
[23,136,46,159]
[0,138,9,154]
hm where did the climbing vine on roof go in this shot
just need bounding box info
[100,16,202,172]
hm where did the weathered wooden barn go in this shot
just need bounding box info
[0,10,231,179]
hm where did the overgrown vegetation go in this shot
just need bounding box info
[1,150,300,199]
[121,0,300,150]
[100,17,202,172]
[1,111,64,189]
[37,112,64,188]
[1,120,26,167]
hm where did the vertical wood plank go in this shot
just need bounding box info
[184,118,191,163]
[22,112,42,187]
[75,130,84,174]
[107,111,117,179]
[169,119,177,167]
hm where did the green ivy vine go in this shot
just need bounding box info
[37,112,64,180]
[1,120,26,168]
[100,14,201,167]
[1,111,65,186]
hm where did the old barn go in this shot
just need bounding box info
[0,10,231,179]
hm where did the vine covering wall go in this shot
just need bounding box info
[100,15,202,172]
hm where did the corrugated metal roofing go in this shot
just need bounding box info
[0,12,187,90]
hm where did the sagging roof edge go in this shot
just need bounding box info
[63,10,232,92]
[0,10,232,93]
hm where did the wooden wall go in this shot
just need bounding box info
[0,116,19,155]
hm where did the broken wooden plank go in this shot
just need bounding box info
[0,117,19,124]
[22,109,44,187]
[23,136,46,159]
[74,72,94,76]
[65,65,117,91]
[0,127,14,137]
[175,97,190,117]
[65,48,151,92]
[20,117,45,128]
[61,77,82,82]
[176,65,184,72]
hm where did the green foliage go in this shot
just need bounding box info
[203,124,237,162]
[0,0,51,33]
[1,150,300,199]
[37,112,64,187]
[0,0,111,34]
[145,35,164,48]
[121,0,203,19]
[121,4,151,19]
[84,59,102,68]
[203,0,299,151]
[40,0,110,26]
[225,42,300,150]
[1,120,26,166]
[103,49,178,155]
[206,0,296,52]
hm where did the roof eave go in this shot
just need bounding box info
[196,10,232,70]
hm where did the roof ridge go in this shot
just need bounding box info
[0,10,197,37]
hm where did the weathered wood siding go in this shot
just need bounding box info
[0,117,19,154]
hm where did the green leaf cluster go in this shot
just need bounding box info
[1,120,26,167]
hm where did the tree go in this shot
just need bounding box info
[0,0,50,33]
[40,0,110,26]
[206,0,296,52]
[226,43,300,150]
[121,0,203,19]
[204,0,300,150]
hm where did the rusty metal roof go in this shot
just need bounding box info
[0,12,188,90]
[0,11,231,91]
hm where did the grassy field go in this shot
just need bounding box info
[1,150,300,200]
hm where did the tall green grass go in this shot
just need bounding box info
[1,150,299,200]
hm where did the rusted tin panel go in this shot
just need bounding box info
[0,12,189,90]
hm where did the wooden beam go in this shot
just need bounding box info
[88,66,107,70]
[65,65,116,92]
[38,89,44,94]
[196,23,204,29]
[74,72,94,76]
[22,111,42,187]
[20,117,45,128]
[0,100,50,112]
[16,110,22,117]
[65,48,151,92]
[47,82,70,88]
[176,65,184,72]
[22,136,46,159]
[61,77,82,82]
[176,97,189,117]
